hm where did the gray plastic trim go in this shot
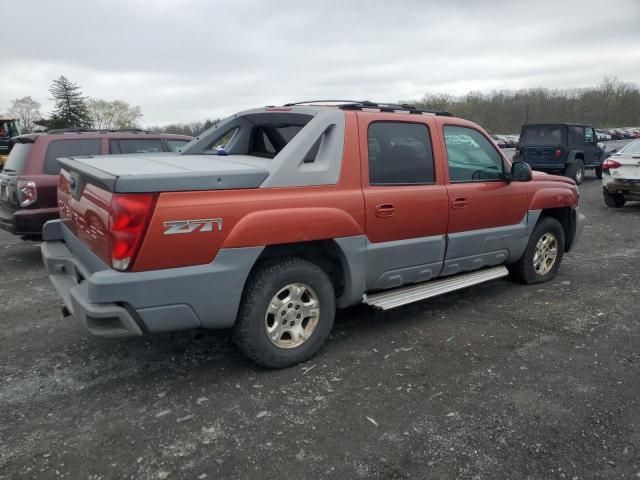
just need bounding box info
[366,235,446,290]
[42,235,264,333]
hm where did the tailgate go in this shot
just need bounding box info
[521,146,562,166]
[58,168,113,264]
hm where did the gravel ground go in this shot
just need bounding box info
[1,158,639,479]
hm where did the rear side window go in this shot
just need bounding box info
[568,126,584,147]
[165,139,189,152]
[110,139,164,154]
[521,126,564,146]
[444,126,504,182]
[367,122,435,185]
[3,143,32,174]
[44,139,102,175]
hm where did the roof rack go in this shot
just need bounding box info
[46,127,95,134]
[283,100,452,116]
[46,127,153,134]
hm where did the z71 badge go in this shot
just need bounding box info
[163,218,223,235]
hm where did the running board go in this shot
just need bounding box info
[363,266,509,310]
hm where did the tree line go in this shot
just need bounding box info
[6,76,144,132]
[6,76,639,136]
[409,78,640,134]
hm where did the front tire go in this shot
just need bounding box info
[509,216,565,284]
[565,160,585,185]
[233,257,335,369]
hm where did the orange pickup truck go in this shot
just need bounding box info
[41,101,584,368]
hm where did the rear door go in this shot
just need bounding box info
[359,114,449,290]
[442,124,529,276]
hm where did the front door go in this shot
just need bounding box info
[442,125,529,276]
[583,127,599,166]
[359,115,449,290]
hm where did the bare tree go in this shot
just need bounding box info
[8,96,42,133]
[87,99,143,130]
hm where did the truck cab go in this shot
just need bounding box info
[41,102,585,368]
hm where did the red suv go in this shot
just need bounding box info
[0,130,192,238]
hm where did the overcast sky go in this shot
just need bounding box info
[2,0,639,126]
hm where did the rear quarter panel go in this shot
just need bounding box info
[133,112,365,271]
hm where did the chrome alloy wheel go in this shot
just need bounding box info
[533,233,558,275]
[265,283,320,349]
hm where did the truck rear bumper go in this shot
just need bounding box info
[42,220,263,337]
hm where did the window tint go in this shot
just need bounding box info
[521,125,564,146]
[568,126,584,146]
[166,139,189,152]
[44,139,102,175]
[111,139,164,154]
[3,143,32,174]
[444,126,504,182]
[367,122,434,185]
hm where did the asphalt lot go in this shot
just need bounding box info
[1,147,639,479]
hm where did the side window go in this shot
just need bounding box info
[584,128,595,144]
[111,139,163,154]
[444,126,504,182]
[569,126,583,147]
[165,139,189,152]
[367,122,434,185]
[43,139,102,175]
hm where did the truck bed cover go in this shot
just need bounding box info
[58,154,269,193]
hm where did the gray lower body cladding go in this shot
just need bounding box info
[42,220,263,337]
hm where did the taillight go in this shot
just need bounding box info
[515,146,520,157]
[602,159,622,170]
[17,180,37,207]
[108,193,156,271]
[554,148,562,158]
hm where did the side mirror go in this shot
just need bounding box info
[508,161,532,182]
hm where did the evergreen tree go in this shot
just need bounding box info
[47,76,91,129]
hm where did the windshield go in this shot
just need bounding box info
[521,125,564,146]
[2,143,32,173]
[619,140,640,154]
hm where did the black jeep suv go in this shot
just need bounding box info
[514,123,603,184]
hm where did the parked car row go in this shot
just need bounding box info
[491,134,519,148]
[0,129,192,238]
[596,127,640,141]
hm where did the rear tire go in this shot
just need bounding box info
[565,160,585,184]
[603,190,625,208]
[594,165,603,179]
[233,257,335,369]
[509,216,565,285]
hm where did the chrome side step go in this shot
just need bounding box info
[363,266,509,310]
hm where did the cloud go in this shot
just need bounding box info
[1,0,639,125]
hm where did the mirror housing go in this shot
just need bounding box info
[508,161,532,182]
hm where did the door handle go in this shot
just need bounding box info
[451,197,468,209]
[375,203,396,217]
